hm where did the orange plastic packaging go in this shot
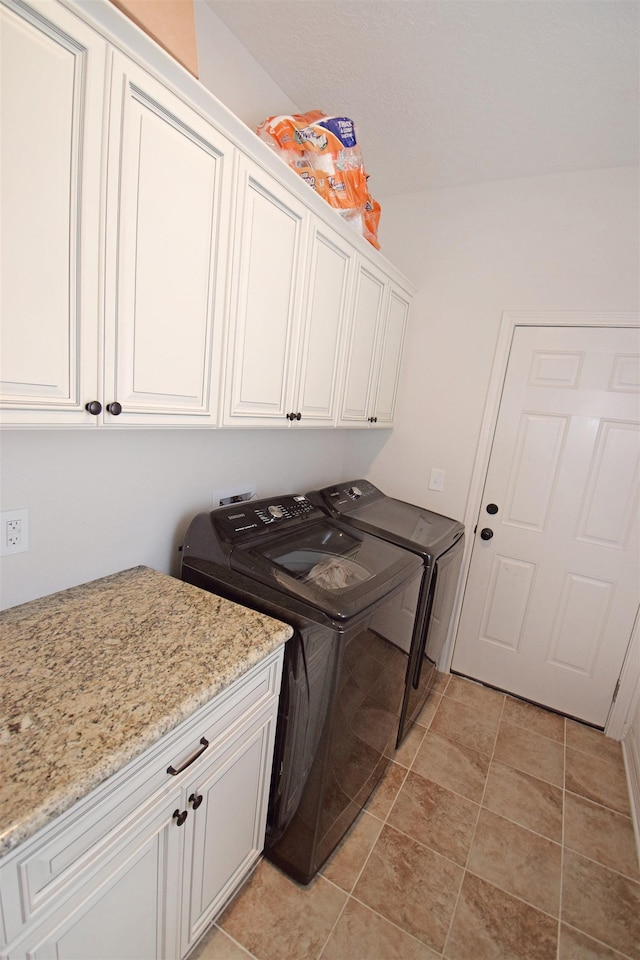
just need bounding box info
[257,111,381,249]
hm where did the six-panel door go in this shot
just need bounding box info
[452,325,640,726]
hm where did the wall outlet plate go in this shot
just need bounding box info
[428,468,445,492]
[212,483,257,509]
[1,509,29,556]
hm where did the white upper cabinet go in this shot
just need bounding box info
[102,54,233,425]
[339,260,386,425]
[222,168,355,428]
[338,263,409,428]
[0,0,412,430]
[222,157,308,426]
[372,284,410,425]
[292,221,354,426]
[0,0,105,425]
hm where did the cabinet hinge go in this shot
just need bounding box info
[612,679,621,703]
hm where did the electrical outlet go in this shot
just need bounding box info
[1,509,29,556]
[212,483,257,509]
[428,468,445,492]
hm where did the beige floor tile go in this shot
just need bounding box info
[395,722,426,768]
[565,747,631,816]
[430,695,500,756]
[493,721,564,786]
[321,811,383,892]
[353,824,463,953]
[483,759,563,842]
[218,860,347,960]
[431,670,450,696]
[412,729,491,803]
[387,769,479,865]
[415,691,442,729]
[363,760,407,820]
[467,808,561,916]
[564,791,640,880]
[444,873,558,960]
[445,675,505,718]
[562,849,640,959]
[321,898,440,960]
[558,924,630,959]
[502,696,565,742]
[189,926,254,960]
[566,720,625,765]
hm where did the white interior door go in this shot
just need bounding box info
[452,326,639,727]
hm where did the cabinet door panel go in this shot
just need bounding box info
[224,159,307,424]
[295,223,353,425]
[105,56,232,423]
[0,0,104,423]
[373,286,409,425]
[339,262,385,423]
[8,797,182,960]
[182,711,276,952]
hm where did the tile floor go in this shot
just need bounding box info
[192,673,640,960]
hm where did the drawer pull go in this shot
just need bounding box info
[172,809,188,826]
[189,792,203,810]
[167,737,209,776]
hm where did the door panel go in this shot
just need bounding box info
[452,326,640,726]
[295,223,352,424]
[105,54,231,423]
[0,0,104,422]
[224,158,307,424]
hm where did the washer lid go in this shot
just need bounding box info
[229,520,422,621]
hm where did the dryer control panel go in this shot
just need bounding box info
[308,480,381,515]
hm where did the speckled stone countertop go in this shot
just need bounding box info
[0,566,291,858]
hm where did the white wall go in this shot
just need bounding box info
[194,1,299,131]
[0,429,349,609]
[345,166,640,522]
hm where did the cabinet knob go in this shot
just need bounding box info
[106,401,123,416]
[85,400,102,416]
[189,792,203,810]
[368,416,378,423]
[295,412,301,421]
[286,412,302,421]
[480,528,494,541]
[172,809,188,827]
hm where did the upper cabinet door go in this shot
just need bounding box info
[338,260,386,425]
[293,221,354,426]
[223,157,308,426]
[0,0,105,425]
[372,284,410,426]
[103,54,233,425]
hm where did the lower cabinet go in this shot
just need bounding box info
[0,650,283,960]
[6,790,184,960]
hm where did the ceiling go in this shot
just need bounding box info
[205,0,639,198]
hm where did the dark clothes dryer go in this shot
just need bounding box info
[307,480,465,745]
[181,494,423,883]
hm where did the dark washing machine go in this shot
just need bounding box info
[307,480,465,745]
[180,494,423,884]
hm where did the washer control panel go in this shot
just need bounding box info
[213,494,319,542]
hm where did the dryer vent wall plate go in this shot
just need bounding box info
[213,484,257,508]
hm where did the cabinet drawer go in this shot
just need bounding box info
[0,650,283,943]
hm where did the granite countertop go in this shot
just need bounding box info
[0,566,292,858]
